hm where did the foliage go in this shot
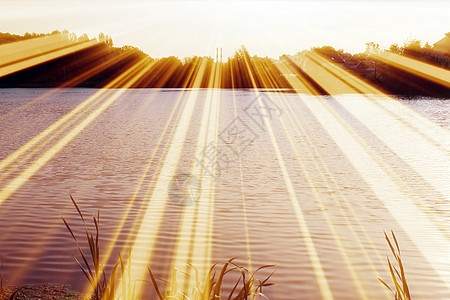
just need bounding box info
[62,196,275,300]
[378,231,411,300]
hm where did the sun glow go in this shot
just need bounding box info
[2,1,449,58]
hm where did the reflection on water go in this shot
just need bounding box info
[0,89,448,299]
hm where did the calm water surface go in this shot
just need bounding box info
[0,89,449,299]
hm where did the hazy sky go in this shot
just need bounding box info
[1,0,449,58]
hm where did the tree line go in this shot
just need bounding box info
[0,31,448,97]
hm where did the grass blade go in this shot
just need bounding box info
[148,266,164,300]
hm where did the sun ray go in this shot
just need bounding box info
[0,54,145,178]
[305,51,450,150]
[285,52,450,288]
[299,52,450,198]
[0,34,99,78]
[81,57,209,299]
[302,96,450,289]
[0,57,151,205]
[239,54,334,299]
[375,51,450,88]
[253,58,381,299]
[114,59,210,298]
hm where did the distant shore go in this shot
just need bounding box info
[0,87,448,99]
[1,31,449,98]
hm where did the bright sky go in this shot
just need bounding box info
[1,0,449,59]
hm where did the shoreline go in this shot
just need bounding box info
[0,284,82,300]
[0,87,448,99]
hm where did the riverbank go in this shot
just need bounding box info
[0,284,82,300]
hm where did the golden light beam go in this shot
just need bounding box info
[336,97,450,197]
[292,53,450,288]
[187,61,221,283]
[253,58,378,299]
[280,54,449,214]
[169,61,221,294]
[81,58,206,299]
[277,95,370,299]
[120,58,209,241]
[0,54,145,178]
[231,88,254,273]
[304,52,450,199]
[0,92,103,182]
[1,90,162,287]
[375,51,450,88]
[279,95,393,299]
[115,59,209,298]
[302,96,450,290]
[275,61,388,262]
[0,58,151,205]
[257,58,374,291]
[0,34,73,63]
[240,56,333,299]
[300,53,450,231]
[308,51,450,150]
[0,48,134,124]
[0,51,140,182]
[0,35,99,79]
[0,53,147,247]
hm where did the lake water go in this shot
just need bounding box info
[0,88,449,299]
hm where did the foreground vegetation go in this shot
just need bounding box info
[379,231,411,300]
[0,195,412,299]
[61,196,275,300]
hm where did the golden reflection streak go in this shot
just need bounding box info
[221,64,254,277]
[307,52,450,150]
[0,49,135,124]
[241,56,333,299]
[296,53,450,288]
[308,51,450,152]
[280,98,392,299]
[0,34,73,63]
[336,97,449,196]
[83,59,206,299]
[231,87,254,274]
[123,58,209,238]
[0,38,99,78]
[278,97,368,299]
[189,62,222,286]
[0,54,149,249]
[115,60,209,298]
[170,62,221,293]
[253,58,373,299]
[375,51,450,88]
[0,89,116,183]
[269,64,390,297]
[0,52,145,246]
[303,96,450,290]
[305,52,450,205]
[0,56,145,177]
[278,63,387,264]
[119,59,207,252]
[374,99,450,150]
[5,89,158,287]
[0,58,151,205]
[82,90,179,298]
[276,62,389,263]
